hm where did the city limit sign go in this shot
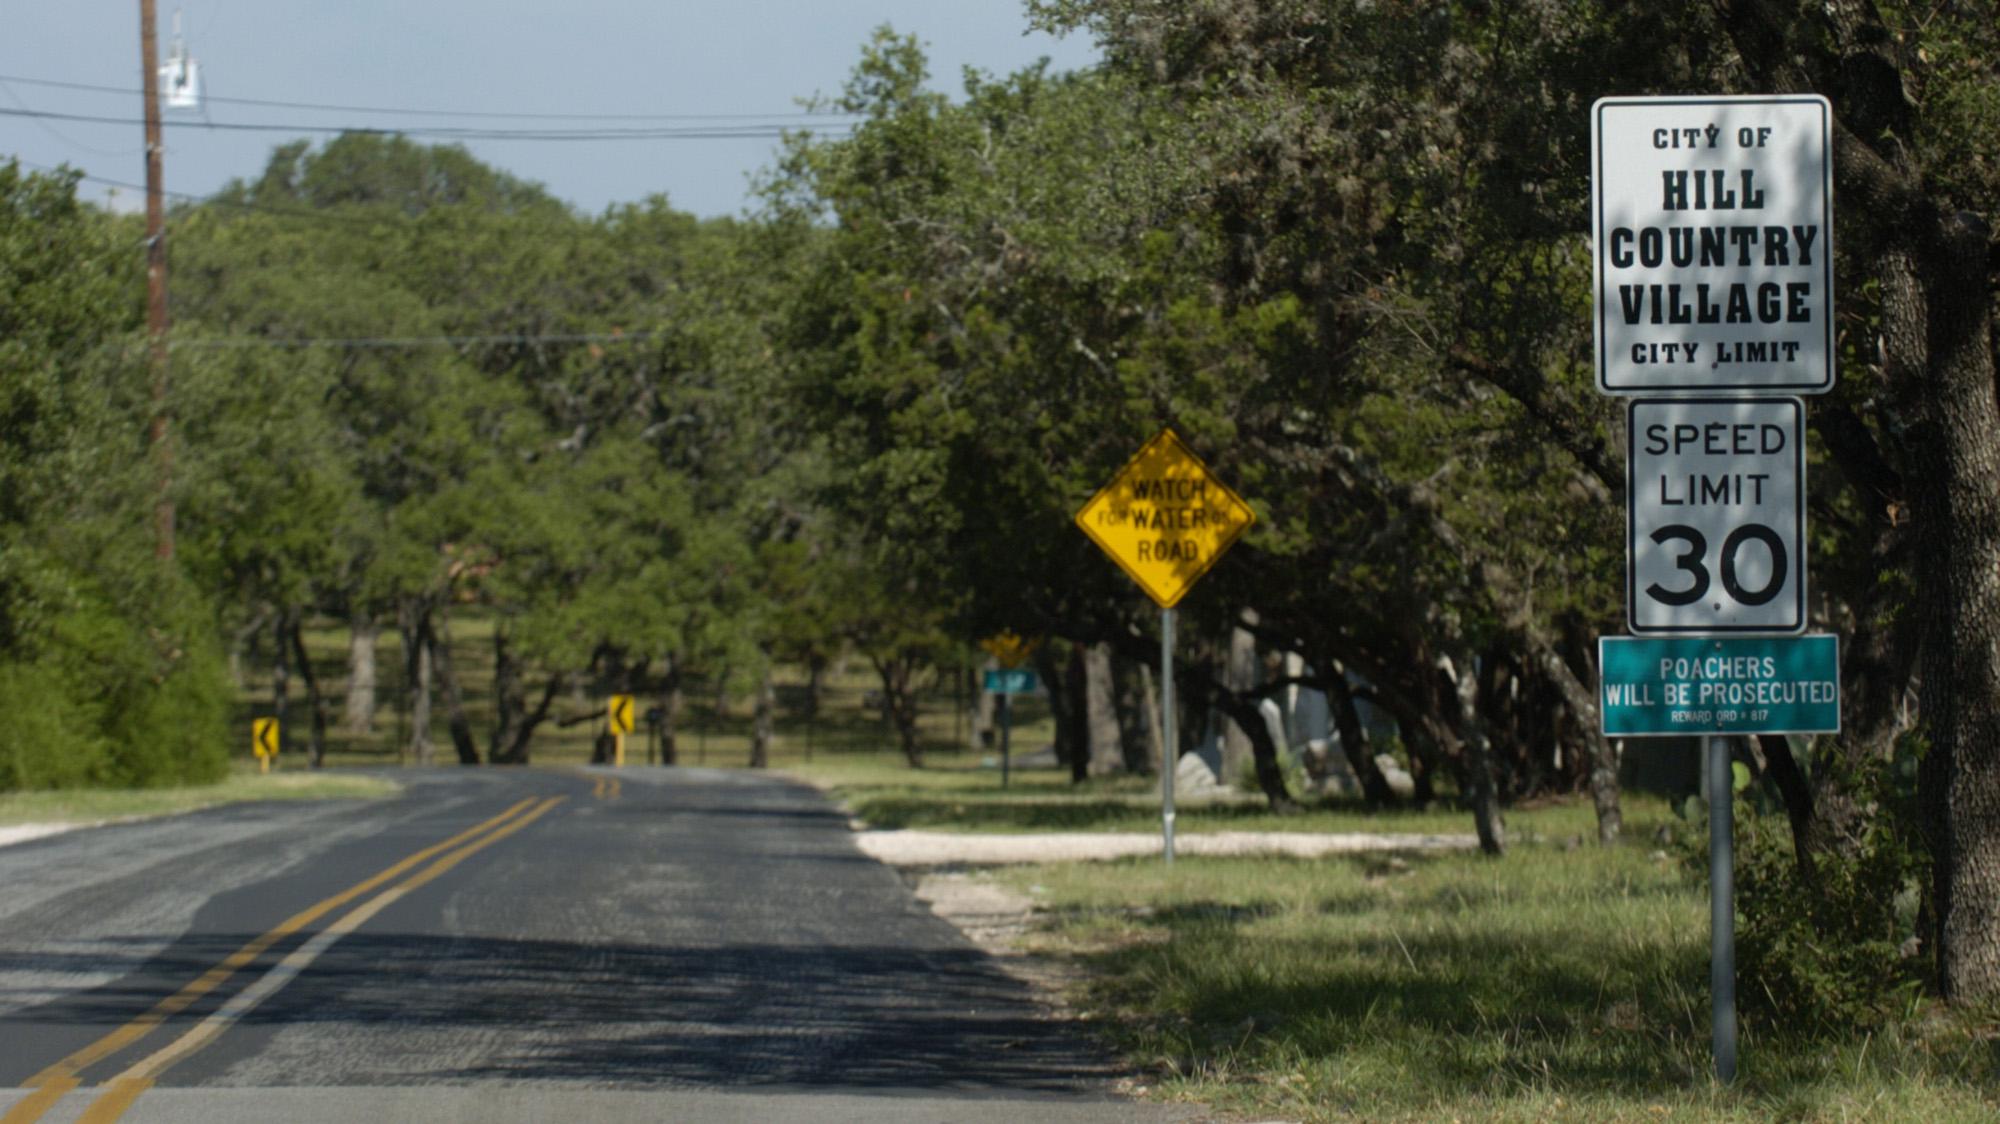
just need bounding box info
[1076,428,1256,609]
[1593,95,1833,395]
[1628,397,1806,635]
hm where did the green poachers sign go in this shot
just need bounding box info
[1599,635,1839,736]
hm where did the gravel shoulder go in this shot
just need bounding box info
[857,828,1476,866]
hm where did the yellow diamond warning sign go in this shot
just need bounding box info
[1075,428,1256,608]
[979,631,1041,670]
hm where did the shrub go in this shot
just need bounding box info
[1686,745,1929,1032]
[0,660,111,789]
[0,567,230,793]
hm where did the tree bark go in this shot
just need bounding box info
[750,660,774,769]
[271,609,292,762]
[1759,732,1818,885]
[871,652,925,767]
[1526,633,1622,843]
[1221,611,1259,779]
[1114,654,1154,774]
[656,658,682,765]
[1901,215,2000,1002]
[1038,643,1089,782]
[342,612,378,737]
[287,617,328,768]
[429,610,480,765]
[1084,642,1124,776]
[1444,653,1505,855]
[399,601,433,766]
[1328,667,1397,806]
[1210,689,1296,812]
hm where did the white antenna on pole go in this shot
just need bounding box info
[160,8,201,111]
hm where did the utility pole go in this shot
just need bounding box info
[140,0,174,561]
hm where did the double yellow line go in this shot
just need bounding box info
[3,795,565,1124]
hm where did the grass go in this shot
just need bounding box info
[990,846,2000,1121]
[0,766,401,826]
[778,754,1997,1119]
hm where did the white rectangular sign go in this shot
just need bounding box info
[1628,398,1806,634]
[1593,95,1833,395]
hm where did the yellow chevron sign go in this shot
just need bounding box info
[252,718,279,761]
[608,694,635,736]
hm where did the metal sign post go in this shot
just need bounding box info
[998,693,1011,789]
[1709,733,1738,1083]
[1074,428,1255,865]
[1160,608,1177,864]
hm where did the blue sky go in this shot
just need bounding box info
[0,2,1099,218]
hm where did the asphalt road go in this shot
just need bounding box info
[0,768,1196,1123]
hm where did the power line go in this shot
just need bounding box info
[0,72,861,124]
[10,159,522,232]
[0,105,852,141]
[168,331,664,350]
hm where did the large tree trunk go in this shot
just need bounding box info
[1084,642,1124,776]
[429,610,480,765]
[343,612,378,737]
[487,627,520,764]
[1220,611,1259,779]
[871,652,925,767]
[1034,643,1087,782]
[399,602,433,766]
[271,610,292,762]
[1899,218,2000,1002]
[664,656,688,760]
[1443,653,1505,856]
[655,658,682,765]
[1211,690,1297,812]
[1328,666,1397,806]
[1526,632,1622,843]
[488,628,561,766]
[287,617,329,768]
[1135,661,1167,774]
[1116,655,1156,774]
[750,660,774,769]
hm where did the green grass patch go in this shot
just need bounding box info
[997,847,2000,1122]
[0,767,401,826]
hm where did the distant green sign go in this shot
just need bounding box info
[1599,635,1839,736]
[983,668,1040,695]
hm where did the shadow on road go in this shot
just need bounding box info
[0,930,1115,1092]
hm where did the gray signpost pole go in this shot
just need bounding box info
[1709,733,1738,1083]
[999,692,1011,790]
[1161,607,1176,864]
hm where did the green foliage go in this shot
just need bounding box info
[1684,748,1931,1032]
[0,571,228,792]
[0,661,110,789]
[1006,846,1996,1121]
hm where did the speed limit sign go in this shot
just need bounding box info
[1627,397,1805,634]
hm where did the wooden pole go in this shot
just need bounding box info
[140,0,173,561]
